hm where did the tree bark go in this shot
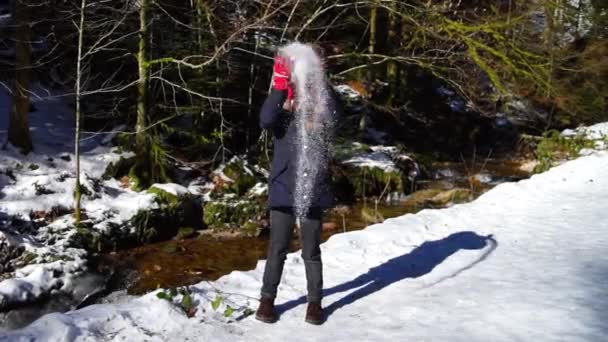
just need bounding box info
[136,0,149,154]
[8,0,33,153]
[74,0,86,223]
[386,2,398,106]
[368,1,377,54]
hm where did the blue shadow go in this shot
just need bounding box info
[275,231,497,319]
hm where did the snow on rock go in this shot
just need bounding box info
[149,183,191,197]
[248,182,268,197]
[3,150,607,341]
[343,150,398,172]
[333,84,362,100]
[562,122,608,141]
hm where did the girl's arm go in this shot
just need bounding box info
[260,89,287,129]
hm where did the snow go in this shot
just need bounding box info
[333,85,362,100]
[248,183,268,197]
[2,148,607,340]
[562,122,608,141]
[149,183,191,197]
[343,151,397,172]
[0,87,157,308]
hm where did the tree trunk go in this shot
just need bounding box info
[8,0,33,153]
[74,0,86,223]
[386,2,398,106]
[368,1,377,54]
[544,0,557,98]
[136,0,149,154]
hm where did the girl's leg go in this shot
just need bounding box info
[261,208,296,299]
[299,208,323,303]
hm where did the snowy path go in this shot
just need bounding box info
[2,152,607,341]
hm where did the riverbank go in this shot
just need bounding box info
[3,147,607,341]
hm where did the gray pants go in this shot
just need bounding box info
[261,208,323,303]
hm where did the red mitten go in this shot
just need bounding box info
[272,56,291,90]
[287,84,295,101]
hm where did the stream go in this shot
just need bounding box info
[102,158,531,295]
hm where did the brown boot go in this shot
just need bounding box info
[255,297,276,323]
[305,302,324,325]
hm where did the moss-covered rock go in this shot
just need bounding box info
[102,156,136,181]
[203,199,265,232]
[360,206,384,224]
[428,188,472,206]
[128,184,203,244]
[331,144,420,202]
[220,159,259,196]
[402,188,445,207]
[68,184,204,252]
[332,162,404,200]
[147,185,181,206]
[176,227,197,240]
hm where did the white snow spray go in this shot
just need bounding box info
[277,43,335,219]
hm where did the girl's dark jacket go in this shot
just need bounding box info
[259,87,340,209]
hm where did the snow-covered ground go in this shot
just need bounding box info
[0,88,157,309]
[2,147,606,341]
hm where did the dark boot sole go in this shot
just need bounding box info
[305,317,323,325]
[255,314,277,324]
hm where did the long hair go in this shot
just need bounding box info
[277,42,334,217]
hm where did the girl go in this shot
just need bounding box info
[256,44,338,325]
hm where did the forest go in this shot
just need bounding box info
[0,0,607,336]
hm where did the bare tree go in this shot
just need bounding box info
[7,0,33,153]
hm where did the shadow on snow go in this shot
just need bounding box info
[275,231,497,320]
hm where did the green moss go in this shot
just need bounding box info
[222,161,257,196]
[332,142,371,161]
[16,251,38,267]
[203,200,265,230]
[147,186,180,206]
[102,156,136,180]
[350,166,403,198]
[241,221,260,236]
[111,132,135,151]
[68,226,102,252]
[360,206,384,224]
[128,163,146,191]
[176,227,196,240]
[533,130,596,173]
[429,188,472,206]
[28,164,39,171]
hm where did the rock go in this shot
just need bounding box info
[148,183,191,206]
[102,156,136,181]
[333,144,420,201]
[360,207,384,224]
[428,188,472,206]
[400,188,445,209]
[247,183,268,198]
[241,221,262,236]
[203,199,265,232]
[176,227,197,240]
[127,184,203,244]
[215,158,259,196]
[519,160,540,173]
[0,232,26,276]
[322,222,339,232]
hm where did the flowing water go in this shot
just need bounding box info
[102,158,531,295]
